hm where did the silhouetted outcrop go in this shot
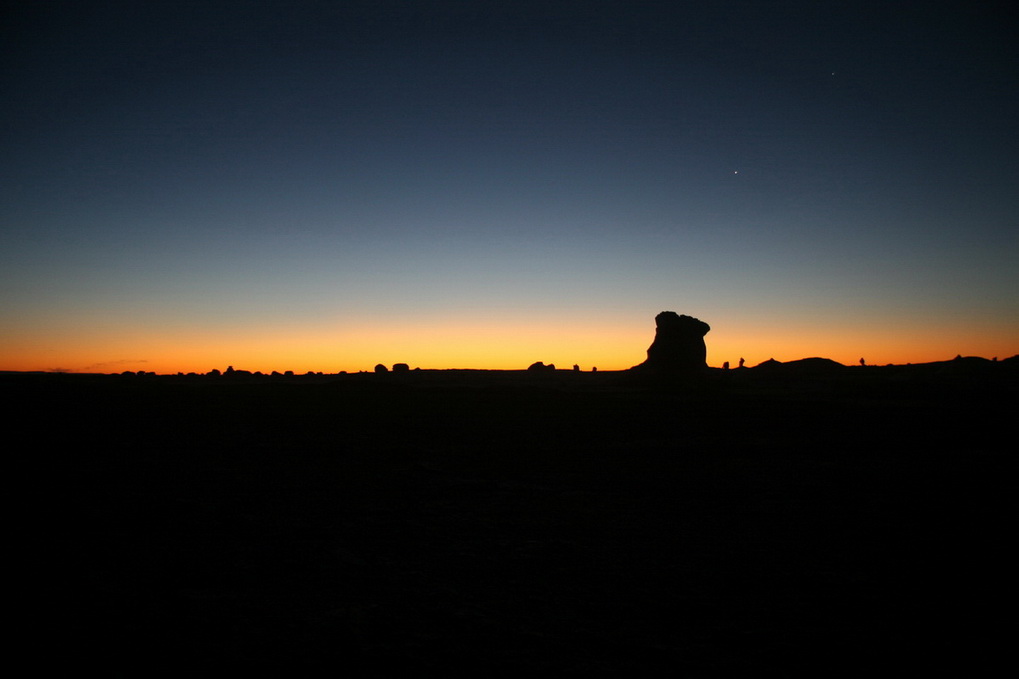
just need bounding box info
[633,311,710,376]
[374,363,389,374]
[789,357,845,371]
[392,363,410,373]
[750,357,844,377]
[528,361,556,372]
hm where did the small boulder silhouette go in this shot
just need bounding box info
[392,363,410,373]
[374,363,389,373]
[633,311,710,376]
[528,361,556,372]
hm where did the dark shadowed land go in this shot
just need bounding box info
[14,358,1015,674]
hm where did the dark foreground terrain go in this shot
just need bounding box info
[15,361,1015,674]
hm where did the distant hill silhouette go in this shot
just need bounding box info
[752,357,845,373]
[527,361,556,372]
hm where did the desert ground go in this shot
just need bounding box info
[15,360,1013,673]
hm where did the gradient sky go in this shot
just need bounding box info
[3,1,1017,373]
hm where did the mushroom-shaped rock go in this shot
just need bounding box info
[634,311,710,375]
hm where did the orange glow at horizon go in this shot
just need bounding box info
[2,313,1016,374]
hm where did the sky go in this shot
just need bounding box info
[2,0,1017,373]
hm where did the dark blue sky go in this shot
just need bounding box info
[3,1,1016,371]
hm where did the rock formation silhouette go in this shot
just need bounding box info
[633,311,710,376]
[527,361,556,372]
